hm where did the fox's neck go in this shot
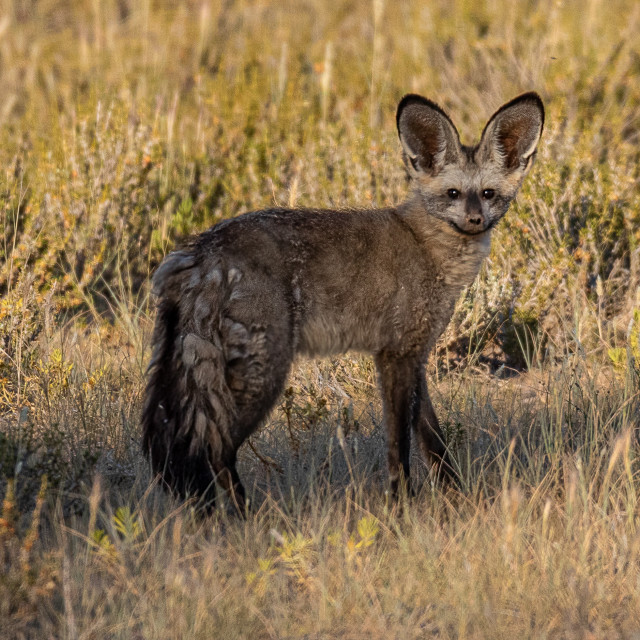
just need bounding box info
[397,198,492,290]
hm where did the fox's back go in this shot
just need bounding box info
[192,207,448,357]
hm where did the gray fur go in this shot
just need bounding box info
[141,92,544,509]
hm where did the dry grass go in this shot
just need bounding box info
[2,0,640,637]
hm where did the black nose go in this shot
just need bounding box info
[462,192,486,231]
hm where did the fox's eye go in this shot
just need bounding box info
[482,189,495,200]
[447,189,460,200]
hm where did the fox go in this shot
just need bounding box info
[141,91,544,510]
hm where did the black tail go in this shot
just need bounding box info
[141,250,236,510]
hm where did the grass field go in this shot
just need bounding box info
[2,0,640,637]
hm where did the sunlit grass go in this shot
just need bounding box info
[4,355,640,638]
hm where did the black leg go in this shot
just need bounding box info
[213,455,247,515]
[155,436,218,512]
[375,351,420,498]
[413,368,457,484]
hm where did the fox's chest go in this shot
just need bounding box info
[295,274,453,358]
[293,231,490,358]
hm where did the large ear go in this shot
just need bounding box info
[396,94,462,177]
[477,92,544,173]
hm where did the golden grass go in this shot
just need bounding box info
[4,360,640,639]
[1,0,640,637]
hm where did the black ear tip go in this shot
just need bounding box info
[396,94,454,131]
[509,91,545,125]
[518,91,544,109]
[481,91,545,137]
[397,94,431,128]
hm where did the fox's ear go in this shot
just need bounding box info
[396,95,462,178]
[477,92,544,174]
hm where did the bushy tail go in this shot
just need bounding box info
[141,250,236,505]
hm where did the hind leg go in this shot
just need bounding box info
[212,452,246,514]
[214,357,291,512]
[151,435,218,512]
[215,309,294,511]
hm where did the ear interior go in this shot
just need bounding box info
[396,95,461,176]
[479,93,544,171]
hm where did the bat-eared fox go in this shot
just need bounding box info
[142,91,544,511]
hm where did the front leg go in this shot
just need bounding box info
[375,351,421,498]
[413,367,457,483]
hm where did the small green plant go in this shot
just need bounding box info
[89,505,144,563]
[90,528,118,562]
[112,506,143,543]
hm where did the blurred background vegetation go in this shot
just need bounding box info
[1,0,640,363]
[2,1,640,637]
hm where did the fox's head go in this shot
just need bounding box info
[396,92,544,236]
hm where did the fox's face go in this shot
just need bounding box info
[397,93,544,236]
